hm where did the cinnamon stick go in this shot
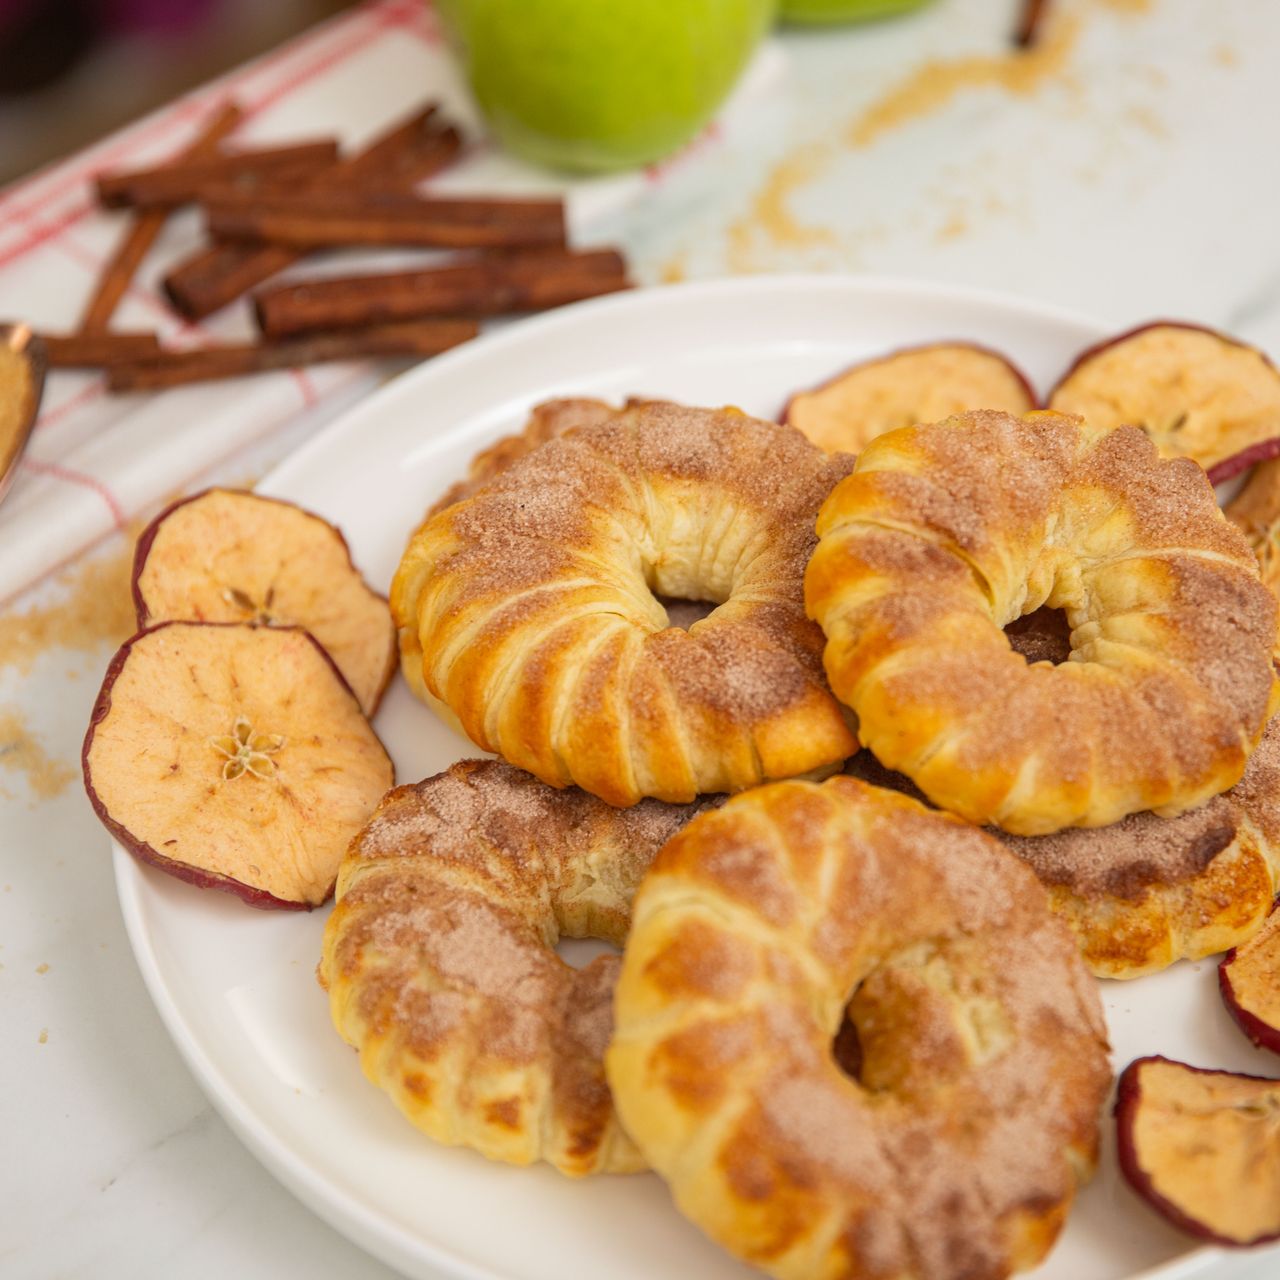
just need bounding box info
[337,109,460,190]
[206,193,566,252]
[1014,0,1051,48]
[80,101,243,331]
[254,249,628,338]
[96,139,340,209]
[162,114,463,320]
[194,129,464,211]
[41,331,162,367]
[106,320,479,391]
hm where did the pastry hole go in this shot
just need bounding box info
[1004,605,1073,665]
[832,1007,864,1082]
[656,595,718,631]
[556,937,620,970]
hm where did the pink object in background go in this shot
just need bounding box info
[102,0,221,37]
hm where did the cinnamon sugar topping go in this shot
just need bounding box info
[323,758,720,1174]
[397,401,858,803]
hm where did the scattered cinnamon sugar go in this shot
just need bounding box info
[658,252,688,285]
[0,540,136,676]
[37,1029,47,1045]
[35,963,48,974]
[1125,104,1167,138]
[723,0,1152,271]
[1,475,263,676]
[746,143,837,250]
[848,15,1082,148]
[934,210,970,243]
[845,0,1153,151]
[0,710,77,800]
[725,141,836,273]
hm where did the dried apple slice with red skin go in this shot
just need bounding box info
[83,621,394,909]
[1047,322,1280,480]
[132,488,395,715]
[781,341,1037,453]
[1220,900,1280,1054]
[0,324,46,506]
[1226,459,1280,597]
[1114,1055,1280,1247]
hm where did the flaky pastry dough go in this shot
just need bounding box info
[806,410,1278,834]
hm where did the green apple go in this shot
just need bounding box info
[435,0,777,173]
[779,0,932,24]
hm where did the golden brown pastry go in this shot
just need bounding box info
[607,776,1111,1280]
[425,397,618,518]
[806,409,1279,835]
[393,401,859,806]
[847,711,1280,979]
[319,758,719,1176]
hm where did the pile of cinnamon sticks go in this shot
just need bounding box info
[40,99,632,392]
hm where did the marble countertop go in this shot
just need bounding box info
[7,1,1280,1277]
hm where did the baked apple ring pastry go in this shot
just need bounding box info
[806,409,1279,835]
[847,711,1280,979]
[319,759,719,1176]
[424,397,617,519]
[393,402,858,805]
[607,777,1111,1280]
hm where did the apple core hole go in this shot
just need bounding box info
[1004,605,1073,665]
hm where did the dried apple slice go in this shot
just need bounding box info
[1226,459,1280,597]
[782,342,1036,453]
[1114,1055,1280,1247]
[133,489,395,715]
[1047,322,1280,480]
[0,323,46,506]
[82,621,394,909]
[1220,900,1280,1054]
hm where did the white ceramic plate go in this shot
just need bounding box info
[114,276,1280,1280]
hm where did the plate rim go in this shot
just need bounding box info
[112,271,1239,1280]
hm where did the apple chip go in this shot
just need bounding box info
[133,489,395,714]
[1115,1055,1280,1247]
[1047,322,1280,481]
[83,622,394,909]
[1226,460,1280,598]
[782,342,1036,453]
[0,324,46,505]
[1220,901,1280,1055]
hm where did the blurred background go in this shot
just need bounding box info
[3,0,1270,341]
[0,1,347,182]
